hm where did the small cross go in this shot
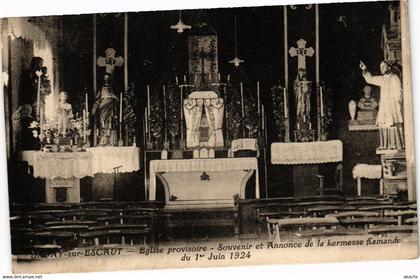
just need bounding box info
[289,39,314,71]
[97,48,124,74]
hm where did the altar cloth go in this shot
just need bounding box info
[86,146,140,174]
[271,140,343,165]
[32,152,93,179]
[148,158,259,204]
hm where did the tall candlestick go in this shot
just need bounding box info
[297,122,300,130]
[147,85,150,115]
[163,85,167,144]
[320,86,324,117]
[240,82,244,118]
[183,75,186,84]
[218,73,221,82]
[283,87,288,118]
[119,91,123,123]
[257,81,260,114]
[85,92,89,114]
[261,105,265,131]
[36,75,41,117]
[144,107,148,133]
[83,109,87,142]
[124,13,128,91]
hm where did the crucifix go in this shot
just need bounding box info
[289,39,314,71]
[97,48,124,75]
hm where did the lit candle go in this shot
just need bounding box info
[175,76,178,85]
[320,86,324,117]
[183,75,187,84]
[218,73,221,82]
[257,81,260,114]
[309,122,312,130]
[297,122,300,130]
[227,74,230,83]
[119,91,123,123]
[283,87,288,118]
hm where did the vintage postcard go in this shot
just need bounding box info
[0,0,418,274]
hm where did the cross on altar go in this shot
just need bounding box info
[97,48,124,74]
[289,39,314,71]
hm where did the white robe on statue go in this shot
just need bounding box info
[362,71,403,127]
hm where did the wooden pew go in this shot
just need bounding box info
[266,217,339,242]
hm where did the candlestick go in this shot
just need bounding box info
[257,81,260,114]
[36,75,41,117]
[183,75,187,84]
[297,123,300,130]
[240,82,244,118]
[218,73,221,82]
[175,76,178,85]
[320,86,324,117]
[83,109,87,142]
[283,87,288,119]
[261,105,265,131]
[227,74,230,83]
[85,92,89,115]
[119,91,123,123]
[309,122,312,130]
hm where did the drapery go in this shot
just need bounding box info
[184,99,203,148]
[204,98,224,147]
[184,97,224,148]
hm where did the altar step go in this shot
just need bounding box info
[161,207,237,240]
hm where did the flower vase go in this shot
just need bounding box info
[348,100,357,123]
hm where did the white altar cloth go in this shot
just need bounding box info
[86,146,140,174]
[271,140,343,165]
[32,152,93,179]
[148,158,259,206]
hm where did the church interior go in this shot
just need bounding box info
[1,1,418,257]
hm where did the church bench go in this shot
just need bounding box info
[266,217,339,242]
[384,210,417,225]
[306,205,357,217]
[44,220,98,226]
[11,214,57,225]
[367,224,417,236]
[338,217,398,229]
[36,225,90,234]
[408,204,417,210]
[54,211,108,220]
[16,244,63,256]
[294,227,365,239]
[344,195,390,201]
[23,231,77,249]
[347,200,394,206]
[325,211,380,219]
[356,205,410,218]
[404,217,417,225]
[79,228,152,246]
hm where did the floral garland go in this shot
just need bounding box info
[271,85,286,141]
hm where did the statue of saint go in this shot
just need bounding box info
[293,68,311,127]
[360,61,404,150]
[57,91,73,136]
[92,73,119,146]
[357,85,378,111]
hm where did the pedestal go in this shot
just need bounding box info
[45,177,80,203]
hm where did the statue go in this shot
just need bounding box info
[92,73,119,146]
[357,85,378,111]
[293,68,311,127]
[360,60,404,150]
[57,91,73,136]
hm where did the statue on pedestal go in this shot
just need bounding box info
[356,85,378,125]
[293,68,311,127]
[57,91,73,136]
[360,61,404,150]
[92,73,119,146]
